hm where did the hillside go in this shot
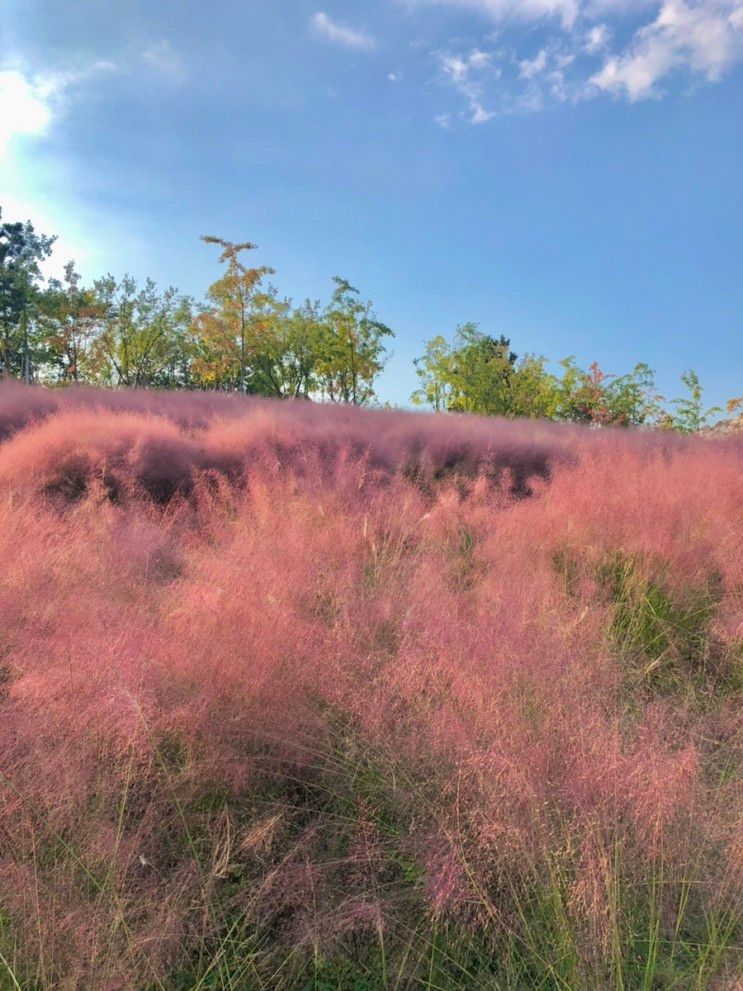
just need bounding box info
[0,383,740,991]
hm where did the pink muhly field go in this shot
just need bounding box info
[0,381,740,990]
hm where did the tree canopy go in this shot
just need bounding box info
[411,323,720,430]
[0,204,734,432]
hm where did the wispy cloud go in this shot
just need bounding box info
[141,40,187,84]
[311,12,376,51]
[591,0,743,101]
[519,48,549,78]
[584,23,611,54]
[423,0,743,127]
[407,0,582,29]
[437,47,497,124]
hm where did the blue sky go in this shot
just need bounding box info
[1,0,741,408]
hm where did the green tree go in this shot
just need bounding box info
[0,207,55,380]
[604,362,663,426]
[668,370,721,433]
[315,278,393,405]
[556,358,662,427]
[507,354,561,419]
[444,325,517,415]
[413,325,526,416]
[556,359,612,424]
[89,275,192,387]
[246,295,322,399]
[193,236,274,392]
[413,332,664,427]
[412,334,453,412]
[37,261,104,382]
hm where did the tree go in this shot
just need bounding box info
[604,362,663,426]
[444,325,517,415]
[506,354,561,420]
[192,236,274,393]
[555,359,613,425]
[412,334,453,412]
[1,206,726,431]
[413,331,665,427]
[668,370,721,433]
[412,325,522,416]
[88,275,193,388]
[246,295,322,399]
[556,359,662,427]
[314,278,393,405]
[38,261,103,382]
[0,207,55,380]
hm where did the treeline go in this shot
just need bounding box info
[1,207,737,431]
[411,324,737,432]
[0,215,392,403]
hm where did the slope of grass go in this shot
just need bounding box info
[0,383,740,990]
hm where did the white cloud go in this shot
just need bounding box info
[0,58,137,282]
[408,0,581,29]
[0,61,116,161]
[584,0,656,14]
[311,11,376,51]
[440,54,470,80]
[519,48,549,78]
[0,70,53,157]
[437,47,498,124]
[470,100,496,121]
[584,23,611,53]
[388,70,403,81]
[142,40,186,83]
[468,47,492,68]
[591,0,743,100]
[419,0,743,119]
[514,46,578,100]
[440,49,494,79]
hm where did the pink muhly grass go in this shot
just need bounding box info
[0,382,739,988]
